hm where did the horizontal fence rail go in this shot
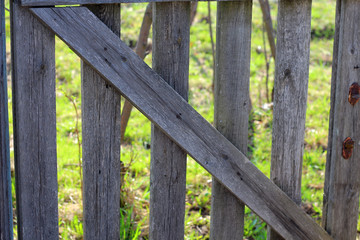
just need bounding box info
[30,6,332,239]
[21,0,242,7]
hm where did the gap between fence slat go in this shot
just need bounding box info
[0,0,13,237]
[82,4,121,240]
[149,2,190,239]
[210,1,252,239]
[322,0,360,239]
[268,1,312,239]
[30,7,333,239]
[120,3,152,142]
[11,1,58,239]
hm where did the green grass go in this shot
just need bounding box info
[5,1,342,239]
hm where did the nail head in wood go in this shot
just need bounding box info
[348,82,360,105]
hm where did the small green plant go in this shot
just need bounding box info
[195,192,211,212]
[70,216,83,237]
[120,207,143,240]
[244,210,267,240]
[59,215,83,240]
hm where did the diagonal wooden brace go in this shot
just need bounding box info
[30,7,331,240]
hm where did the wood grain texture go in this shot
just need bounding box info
[11,2,58,239]
[210,1,252,239]
[322,1,360,239]
[322,0,341,231]
[21,0,243,6]
[0,0,12,238]
[268,1,312,239]
[81,4,121,240]
[30,7,332,239]
[150,3,190,239]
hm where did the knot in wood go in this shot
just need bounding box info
[284,68,291,78]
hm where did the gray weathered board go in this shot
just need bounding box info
[323,1,341,232]
[269,1,312,239]
[81,4,121,240]
[150,2,190,239]
[210,1,252,239]
[21,0,242,6]
[11,1,58,239]
[323,0,360,239]
[30,7,332,240]
[0,0,12,238]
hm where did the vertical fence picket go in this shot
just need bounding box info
[269,0,312,239]
[210,1,252,239]
[322,0,341,234]
[150,2,190,239]
[10,1,58,239]
[323,0,360,239]
[81,4,121,240]
[0,0,13,238]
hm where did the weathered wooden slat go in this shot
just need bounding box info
[322,0,360,239]
[210,1,252,239]
[21,0,243,6]
[0,0,13,238]
[322,0,341,233]
[268,1,312,239]
[81,4,121,240]
[149,3,190,239]
[30,7,332,240]
[11,2,58,239]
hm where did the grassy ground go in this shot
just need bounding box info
[5,0,343,239]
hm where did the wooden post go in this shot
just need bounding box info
[150,2,190,239]
[269,0,312,239]
[210,1,252,239]
[82,4,121,240]
[0,0,13,238]
[323,0,360,239]
[10,1,58,239]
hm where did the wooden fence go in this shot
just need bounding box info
[1,0,359,239]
